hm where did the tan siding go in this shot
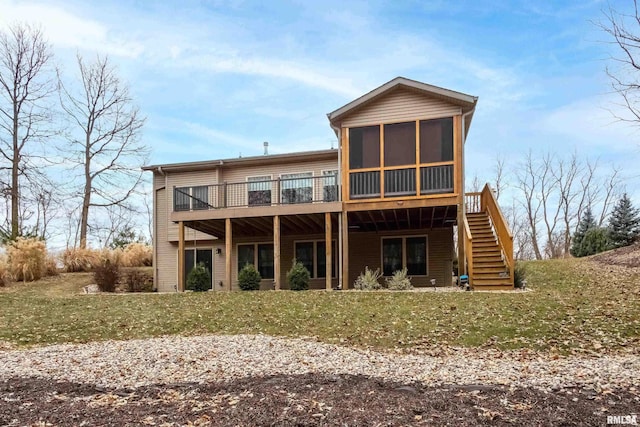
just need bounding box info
[340,88,462,128]
[348,228,453,288]
[221,158,339,183]
[155,188,177,292]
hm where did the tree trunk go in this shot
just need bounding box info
[79,138,92,249]
[11,111,19,240]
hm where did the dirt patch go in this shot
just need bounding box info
[591,242,640,268]
[1,374,638,426]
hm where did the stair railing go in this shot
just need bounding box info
[480,184,514,285]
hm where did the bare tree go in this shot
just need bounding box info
[59,54,147,248]
[0,24,55,240]
[515,151,544,260]
[600,1,640,128]
[493,155,505,201]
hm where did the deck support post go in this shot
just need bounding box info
[274,215,281,290]
[178,221,185,292]
[325,212,332,290]
[458,207,466,276]
[341,210,349,290]
[225,218,232,291]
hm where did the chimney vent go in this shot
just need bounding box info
[263,141,269,155]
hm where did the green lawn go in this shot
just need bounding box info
[0,259,638,354]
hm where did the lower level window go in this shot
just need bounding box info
[382,236,427,276]
[295,240,337,278]
[237,243,274,279]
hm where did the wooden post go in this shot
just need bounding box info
[325,212,332,290]
[341,210,349,290]
[225,218,232,291]
[178,221,185,292]
[274,215,281,290]
[458,207,466,276]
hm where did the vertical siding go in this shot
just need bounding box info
[340,88,462,128]
[348,228,453,288]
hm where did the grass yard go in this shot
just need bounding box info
[0,258,638,354]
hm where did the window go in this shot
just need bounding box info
[349,125,380,169]
[237,243,274,279]
[183,249,213,289]
[247,176,271,206]
[294,240,337,278]
[174,186,209,211]
[382,236,427,276]
[322,170,338,202]
[281,172,312,204]
[384,121,416,167]
[420,118,453,163]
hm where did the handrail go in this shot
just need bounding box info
[480,183,514,284]
[465,192,482,213]
[462,214,473,285]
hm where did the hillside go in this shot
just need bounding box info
[590,242,640,269]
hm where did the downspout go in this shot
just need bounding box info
[330,121,343,290]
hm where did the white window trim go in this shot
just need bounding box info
[236,242,275,279]
[245,174,273,206]
[279,171,314,203]
[380,235,429,277]
[293,239,337,279]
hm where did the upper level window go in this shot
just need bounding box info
[247,176,272,206]
[174,186,208,211]
[384,121,416,167]
[281,172,312,204]
[420,117,453,163]
[349,125,380,169]
[322,170,338,202]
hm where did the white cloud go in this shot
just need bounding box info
[0,0,144,57]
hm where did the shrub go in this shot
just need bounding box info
[93,258,120,292]
[45,255,59,276]
[287,260,310,291]
[514,262,526,289]
[353,267,382,290]
[123,268,154,292]
[385,268,413,290]
[238,263,261,291]
[186,263,211,292]
[122,243,152,267]
[6,237,46,282]
[0,255,10,287]
[61,247,99,272]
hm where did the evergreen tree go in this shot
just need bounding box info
[571,207,596,257]
[608,194,640,249]
[578,227,610,257]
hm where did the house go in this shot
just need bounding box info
[143,77,514,292]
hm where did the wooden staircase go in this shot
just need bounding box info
[466,212,512,289]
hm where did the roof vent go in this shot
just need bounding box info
[263,141,269,155]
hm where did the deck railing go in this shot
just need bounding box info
[349,164,454,199]
[174,174,339,211]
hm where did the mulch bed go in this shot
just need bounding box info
[1,374,637,426]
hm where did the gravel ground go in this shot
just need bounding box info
[1,334,639,426]
[1,334,639,391]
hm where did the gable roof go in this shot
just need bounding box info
[327,77,478,136]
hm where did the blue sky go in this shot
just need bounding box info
[1,0,639,195]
